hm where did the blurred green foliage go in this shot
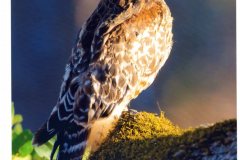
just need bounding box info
[12,103,56,160]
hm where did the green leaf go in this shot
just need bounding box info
[31,150,47,160]
[12,102,15,124]
[12,155,32,160]
[34,144,52,159]
[13,114,23,125]
[13,123,23,135]
[12,132,18,141]
[47,137,56,146]
[12,130,33,154]
[18,141,34,157]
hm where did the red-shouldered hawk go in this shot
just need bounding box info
[33,0,173,159]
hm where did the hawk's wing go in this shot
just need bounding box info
[32,0,142,146]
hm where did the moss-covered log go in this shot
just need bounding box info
[90,112,236,160]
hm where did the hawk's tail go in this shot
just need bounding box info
[53,124,90,160]
[32,121,57,146]
[32,111,90,160]
[32,109,61,146]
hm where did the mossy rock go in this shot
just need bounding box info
[90,112,236,160]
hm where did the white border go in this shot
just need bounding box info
[0,0,11,159]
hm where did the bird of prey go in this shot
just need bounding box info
[32,0,173,159]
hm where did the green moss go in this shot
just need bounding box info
[90,112,236,160]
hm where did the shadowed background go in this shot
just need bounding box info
[12,0,236,130]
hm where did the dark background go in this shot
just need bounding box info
[12,0,236,130]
